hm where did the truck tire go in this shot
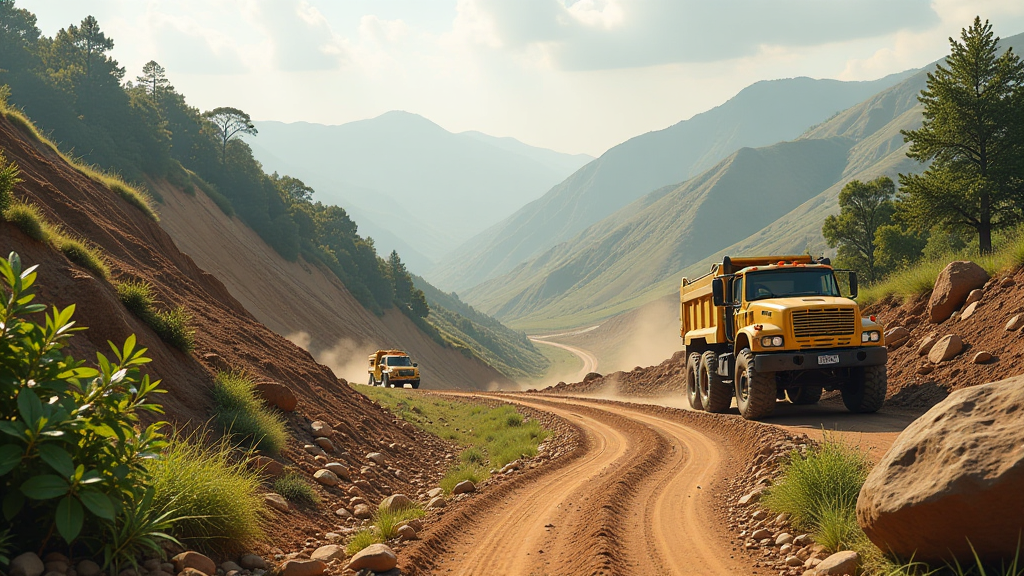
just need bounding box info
[368,375,376,386]
[411,380,420,389]
[699,351,732,413]
[841,364,887,413]
[685,352,703,410]
[787,386,822,405]
[734,349,776,420]
[381,374,390,388]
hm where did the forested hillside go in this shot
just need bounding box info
[429,72,915,291]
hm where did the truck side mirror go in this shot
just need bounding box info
[848,272,858,299]
[413,363,418,367]
[712,278,726,307]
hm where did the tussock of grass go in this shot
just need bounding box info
[374,503,425,540]
[273,472,318,506]
[3,201,49,241]
[213,370,288,454]
[55,235,109,279]
[149,431,266,553]
[3,200,109,278]
[155,306,195,353]
[346,529,381,555]
[116,280,196,352]
[118,280,155,316]
[356,386,549,494]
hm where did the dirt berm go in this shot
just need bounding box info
[0,114,454,551]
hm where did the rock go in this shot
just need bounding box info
[366,452,385,466]
[452,480,476,494]
[928,261,989,323]
[238,555,266,571]
[793,534,813,547]
[380,493,414,512]
[11,553,44,576]
[202,352,230,372]
[973,351,993,364]
[353,479,372,491]
[960,301,980,321]
[179,570,205,576]
[1006,314,1024,331]
[311,421,333,437]
[812,551,859,575]
[427,487,443,499]
[885,327,911,349]
[751,510,767,521]
[776,533,793,546]
[313,469,340,487]
[44,561,68,575]
[303,444,326,457]
[265,492,291,512]
[398,518,424,532]
[220,563,241,574]
[965,288,984,306]
[738,487,764,506]
[917,334,938,356]
[172,552,216,576]
[353,503,373,519]
[76,562,100,576]
[427,496,446,509]
[250,456,284,477]
[917,365,935,375]
[928,334,963,363]
[398,524,418,541]
[325,462,349,480]
[278,560,325,576]
[350,496,368,507]
[751,528,772,540]
[314,437,335,452]
[310,545,345,562]
[857,374,1024,565]
[786,555,803,567]
[254,382,297,412]
[335,507,353,518]
[346,544,397,573]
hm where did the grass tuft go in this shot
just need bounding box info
[439,463,487,494]
[149,431,266,553]
[155,306,195,353]
[117,280,196,352]
[55,235,109,279]
[346,529,381,555]
[374,503,425,541]
[273,472,318,506]
[3,201,49,241]
[212,370,288,454]
[117,280,155,316]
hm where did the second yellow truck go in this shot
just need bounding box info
[680,255,887,420]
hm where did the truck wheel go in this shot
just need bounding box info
[787,386,822,405]
[841,364,887,413]
[699,351,732,413]
[368,375,376,386]
[381,374,390,388]
[685,352,703,410]
[411,380,420,389]
[734,349,776,420]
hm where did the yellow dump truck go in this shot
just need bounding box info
[680,255,887,420]
[368,349,421,389]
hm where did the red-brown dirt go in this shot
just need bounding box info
[0,115,454,555]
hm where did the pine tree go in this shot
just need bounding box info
[136,60,171,96]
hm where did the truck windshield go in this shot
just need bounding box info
[384,356,413,366]
[745,269,841,301]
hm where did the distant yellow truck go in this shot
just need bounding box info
[680,255,887,420]
[368,349,421,389]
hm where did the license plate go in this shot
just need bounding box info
[817,354,840,366]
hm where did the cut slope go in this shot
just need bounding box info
[248,112,591,268]
[430,72,916,291]
[153,178,511,390]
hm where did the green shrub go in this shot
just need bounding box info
[273,472,318,506]
[374,504,424,541]
[345,528,381,555]
[813,500,863,553]
[0,151,20,215]
[117,280,155,316]
[191,173,234,216]
[3,201,49,241]
[212,371,288,454]
[149,432,265,552]
[155,306,195,353]
[56,235,109,279]
[0,252,172,559]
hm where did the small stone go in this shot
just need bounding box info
[380,493,414,512]
[310,545,345,562]
[928,334,963,363]
[786,556,803,567]
[427,496,446,509]
[960,301,980,320]
[366,452,385,466]
[776,533,794,546]
[249,456,284,477]
[964,288,984,306]
[738,488,764,506]
[398,524,418,541]
[44,562,68,575]
[78,565,102,576]
[1006,314,1024,331]
[314,437,335,452]
[11,553,45,576]
[303,444,327,457]
[325,462,349,480]
[346,544,397,573]
[311,421,333,438]
[751,510,768,521]
[917,334,938,356]
[265,492,290,512]
[353,479,372,491]
[313,469,340,487]
[353,503,373,519]
[219,563,241,574]
[278,560,325,576]
[398,518,424,532]
[427,487,443,499]
[751,528,772,540]
[885,327,911,349]
[238,555,266,571]
[973,351,993,364]
[452,480,476,495]
[335,507,353,518]
[774,512,791,524]
[813,550,859,575]
[781,544,794,556]
[793,534,813,547]
[917,365,935,375]
[172,553,216,576]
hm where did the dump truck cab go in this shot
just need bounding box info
[367,349,420,389]
[681,255,887,420]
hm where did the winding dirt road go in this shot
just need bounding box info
[529,329,600,382]
[409,395,750,575]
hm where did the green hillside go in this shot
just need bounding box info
[413,275,549,380]
[428,72,916,292]
[463,31,1023,331]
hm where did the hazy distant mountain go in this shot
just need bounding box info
[246,112,593,272]
[428,71,917,291]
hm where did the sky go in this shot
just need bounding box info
[22,0,1024,157]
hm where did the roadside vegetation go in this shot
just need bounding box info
[356,386,548,493]
[346,502,427,555]
[211,370,288,454]
[116,279,195,352]
[273,472,318,506]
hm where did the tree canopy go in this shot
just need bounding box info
[822,177,896,283]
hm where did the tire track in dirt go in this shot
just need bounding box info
[402,395,748,575]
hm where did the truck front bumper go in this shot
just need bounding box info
[753,346,887,373]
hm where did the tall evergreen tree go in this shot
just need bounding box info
[137,60,171,96]
[388,250,413,305]
[898,17,1024,254]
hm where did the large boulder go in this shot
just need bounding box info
[254,382,297,412]
[380,493,414,512]
[928,261,989,323]
[856,375,1024,565]
[346,544,397,573]
[927,334,963,364]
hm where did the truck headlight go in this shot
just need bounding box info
[861,331,880,343]
[761,336,784,347]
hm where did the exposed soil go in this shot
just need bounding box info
[0,116,453,556]
[152,179,510,390]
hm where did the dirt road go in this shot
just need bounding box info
[529,332,599,382]
[408,395,750,575]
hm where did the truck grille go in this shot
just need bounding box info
[792,308,856,339]
[397,369,415,377]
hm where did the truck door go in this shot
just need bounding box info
[725,276,742,342]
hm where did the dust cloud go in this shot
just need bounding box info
[602,299,680,374]
[286,330,375,383]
